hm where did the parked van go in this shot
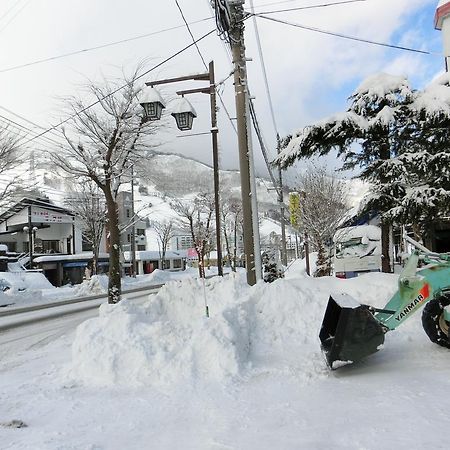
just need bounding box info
[333,225,382,278]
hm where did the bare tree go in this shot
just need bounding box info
[172,193,215,278]
[52,69,159,303]
[221,196,242,272]
[295,165,349,276]
[65,182,106,275]
[0,125,25,208]
[151,219,174,269]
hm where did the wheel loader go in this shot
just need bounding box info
[320,235,450,369]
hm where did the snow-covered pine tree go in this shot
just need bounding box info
[276,73,416,272]
[262,250,283,283]
[384,74,450,239]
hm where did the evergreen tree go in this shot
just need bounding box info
[384,74,450,239]
[277,73,416,272]
[262,250,283,283]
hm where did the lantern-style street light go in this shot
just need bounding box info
[170,96,197,131]
[140,61,223,276]
[139,86,166,121]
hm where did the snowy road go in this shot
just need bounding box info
[0,306,96,361]
[0,284,161,360]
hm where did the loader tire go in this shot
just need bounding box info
[421,292,450,349]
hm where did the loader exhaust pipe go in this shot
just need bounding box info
[319,293,386,369]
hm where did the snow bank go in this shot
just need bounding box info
[0,272,55,306]
[69,271,399,388]
[0,271,54,290]
[70,275,252,387]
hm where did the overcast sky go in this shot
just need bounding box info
[0,0,443,179]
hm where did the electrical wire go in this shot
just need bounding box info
[249,0,368,15]
[0,17,214,75]
[208,0,280,184]
[251,0,305,8]
[0,0,30,34]
[0,114,64,148]
[0,0,22,23]
[249,0,278,136]
[253,14,438,56]
[176,0,237,134]
[175,0,208,68]
[21,28,217,146]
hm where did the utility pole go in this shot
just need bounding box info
[304,231,311,276]
[27,205,33,268]
[130,164,137,277]
[229,0,260,285]
[277,134,287,266]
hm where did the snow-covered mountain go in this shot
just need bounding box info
[30,151,281,221]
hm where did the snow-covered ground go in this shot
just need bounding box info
[1,262,450,449]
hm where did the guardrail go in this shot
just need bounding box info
[0,283,165,318]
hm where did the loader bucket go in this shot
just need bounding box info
[319,293,386,369]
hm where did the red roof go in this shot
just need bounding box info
[435,1,450,30]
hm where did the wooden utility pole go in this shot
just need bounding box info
[27,205,33,268]
[130,164,137,277]
[277,134,287,266]
[229,0,258,285]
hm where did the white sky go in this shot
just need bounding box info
[0,0,443,177]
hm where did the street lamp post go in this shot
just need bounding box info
[140,61,223,276]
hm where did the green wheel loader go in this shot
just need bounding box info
[320,236,450,369]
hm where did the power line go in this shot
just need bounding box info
[0,114,64,148]
[0,0,30,34]
[0,17,214,75]
[176,0,237,134]
[0,0,22,23]
[254,14,438,56]
[21,28,217,146]
[0,104,66,144]
[251,0,305,8]
[249,0,368,15]
[175,0,208,68]
[249,0,278,136]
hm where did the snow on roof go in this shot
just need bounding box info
[334,224,381,243]
[123,250,185,261]
[34,253,109,263]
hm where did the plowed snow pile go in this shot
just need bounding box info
[70,271,398,387]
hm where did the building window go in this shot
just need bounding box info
[126,209,130,218]
[137,245,146,251]
[127,234,131,243]
[136,229,145,236]
[173,258,182,269]
[42,240,59,253]
[178,235,193,250]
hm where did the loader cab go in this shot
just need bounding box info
[333,225,382,279]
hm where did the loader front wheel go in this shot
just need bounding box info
[421,294,450,349]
